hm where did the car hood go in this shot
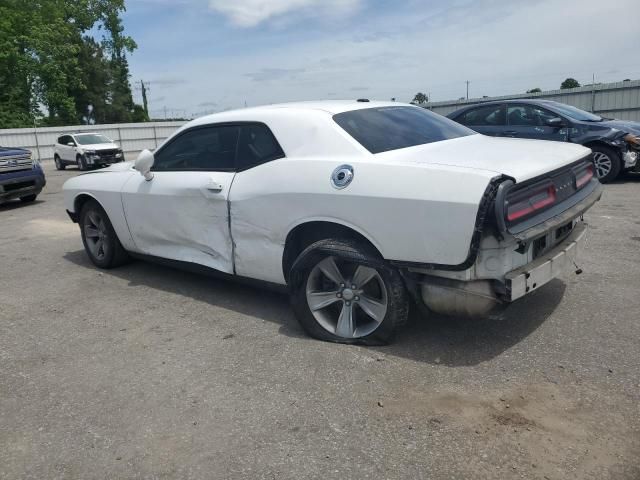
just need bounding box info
[0,146,30,157]
[79,161,134,174]
[80,142,120,150]
[601,119,640,136]
[376,134,591,183]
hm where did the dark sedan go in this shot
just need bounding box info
[447,99,640,182]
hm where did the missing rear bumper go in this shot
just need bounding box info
[505,222,587,301]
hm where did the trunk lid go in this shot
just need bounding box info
[376,134,591,183]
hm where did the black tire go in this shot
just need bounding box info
[591,145,621,183]
[19,194,38,203]
[76,155,87,171]
[289,238,408,345]
[79,200,130,269]
[54,155,65,170]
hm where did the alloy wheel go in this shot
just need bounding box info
[593,152,612,179]
[83,210,109,261]
[305,256,388,339]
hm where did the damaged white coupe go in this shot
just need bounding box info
[63,101,602,344]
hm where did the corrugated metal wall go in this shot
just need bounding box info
[0,121,186,161]
[425,79,640,121]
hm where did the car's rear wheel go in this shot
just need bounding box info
[54,155,65,170]
[76,155,87,171]
[290,239,408,345]
[591,145,621,183]
[79,200,130,269]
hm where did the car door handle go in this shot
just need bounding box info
[205,181,224,192]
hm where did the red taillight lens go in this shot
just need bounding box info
[506,184,557,222]
[576,164,594,188]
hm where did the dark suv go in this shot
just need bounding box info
[447,100,640,182]
[0,146,46,204]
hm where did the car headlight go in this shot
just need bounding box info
[31,156,40,168]
[115,151,123,158]
[624,133,640,147]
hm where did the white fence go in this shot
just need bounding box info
[424,79,640,121]
[0,121,187,162]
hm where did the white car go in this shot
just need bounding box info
[63,101,602,344]
[54,133,124,171]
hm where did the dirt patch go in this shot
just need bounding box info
[380,382,639,479]
[25,218,77,238]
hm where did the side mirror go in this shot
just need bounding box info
[544,117,566,128]
[135,149,155,181]
[67,142,75,147]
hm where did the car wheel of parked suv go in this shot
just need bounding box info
[76,155,87,171]
[54,155,65,170]
[79,200,130,269]
[591,145,621,183]
[290,238,408,345]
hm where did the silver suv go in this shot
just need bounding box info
[54,133,124,171]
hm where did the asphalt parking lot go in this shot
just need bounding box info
[1,162,639,479]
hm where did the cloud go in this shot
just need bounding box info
[209,0,361,27]
[244,67,306,82]
[127,0,640,115]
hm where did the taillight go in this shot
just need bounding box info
[506,183,557,222]
[575,164,594,188]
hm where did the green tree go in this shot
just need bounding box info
[526,87,542,93]
[560,78,580,89]
[411,92,429,105]
[0,0,143,128]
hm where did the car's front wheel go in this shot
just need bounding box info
[290,239,408,345]
[79,200,130,269]
[591,145,621,183]
[19,194,38,203]
[76,155,87,171]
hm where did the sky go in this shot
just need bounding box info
[121,0,640,119]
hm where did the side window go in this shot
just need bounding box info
[531,106,560,124]
[458,104,505,127]
[236,124,284,170]
[153,126,240,171]
[57,136,64,145]
[507,105,540,126]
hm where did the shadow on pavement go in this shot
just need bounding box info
[64,249,564,367]
[0,199,45,211]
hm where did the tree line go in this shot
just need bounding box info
[0,0,146,129]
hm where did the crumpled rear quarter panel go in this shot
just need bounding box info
[229,158,495,284]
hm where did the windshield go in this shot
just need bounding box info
[546,102,602,122]
[75,134,112,145]
[333,106,475,154]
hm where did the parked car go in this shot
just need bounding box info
[63,101,602,344]
[54,133,125,171]
[0,146,45,204]
[447,99,640,182]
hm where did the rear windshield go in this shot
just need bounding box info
[333,106,475,154]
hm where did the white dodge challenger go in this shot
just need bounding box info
[63,101,602,344]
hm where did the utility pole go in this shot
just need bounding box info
[591,73,596,113]
[465,80,470,100]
